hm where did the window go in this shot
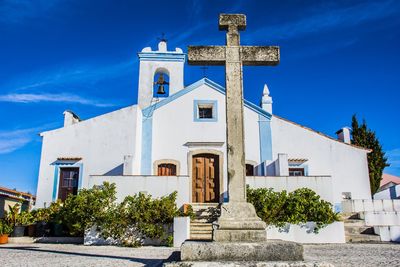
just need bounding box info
[58,167,79,201]
[246,164,254,176]
[194,100,217,122]
[289,168,305,176]
[199,106,213,119]
[158,163,177,176]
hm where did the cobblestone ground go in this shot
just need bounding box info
[0,243,399,267]
[304,243,400,267]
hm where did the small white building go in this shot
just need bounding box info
[35,40,372,213]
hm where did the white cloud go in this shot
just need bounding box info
[0,92,115,107]
[7,60,134,92]
[0,0,62,24]
[0,126,51,154]
[0,60,134,107]
[250,0,400,42]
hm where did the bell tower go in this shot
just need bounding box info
[137,40,185,109]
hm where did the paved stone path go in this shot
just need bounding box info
[304,243,400,267]
[0,243,399,266]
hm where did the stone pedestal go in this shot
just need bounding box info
[180,240,303,262]
[213,202,267,242]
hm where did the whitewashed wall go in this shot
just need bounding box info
[271,116,371,204]
[267,222,345,243]
[150,83,262,200]
[342,199,400,213]
[36,106,138,208]
[374,184,400,200]
[247,176,334,203]
[89,175,190,207]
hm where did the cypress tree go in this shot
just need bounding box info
[351,115,389,194]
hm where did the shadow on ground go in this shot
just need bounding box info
[0,246,180,267]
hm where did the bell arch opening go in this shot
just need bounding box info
[153,68,170,97]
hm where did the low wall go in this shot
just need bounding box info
[266,222,345,243]
[247,176,334,203]
[361,211,400,226]
[342,199,400,213]
[173,217,190,247]
[374,226,400,242]
[374,185,400,200]
[89,175,190,207]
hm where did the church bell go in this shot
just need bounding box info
[155,73,169,95]
[157,84,166,95]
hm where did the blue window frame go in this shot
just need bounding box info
[193,100,218,122]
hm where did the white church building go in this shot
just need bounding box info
[35,40,372,215]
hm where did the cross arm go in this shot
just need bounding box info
[188,46,226,65]
[241,46,280,66]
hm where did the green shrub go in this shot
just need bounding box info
[26,182,190,246]
[31,200,63,223]
[247,186,340,233]
[99,191,180,247]
[59,182,117,236]
[247,187,288,228]
[0,219,13,235]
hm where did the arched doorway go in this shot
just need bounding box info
[192,153,220,203]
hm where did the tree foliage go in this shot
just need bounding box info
[351,115,389,194]
[247,187,339,233]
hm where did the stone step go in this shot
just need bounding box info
[345,226,375,235]
[189,233,213,240]
[341,212,360,220]
[190,203,219,207]
[346,233,381,243]
[192,217,218,223]
[190,229,213,235]
[8,237,34,244]
[190,223,213,231]
[343,219,366,226]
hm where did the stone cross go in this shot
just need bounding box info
[188,14,279,203]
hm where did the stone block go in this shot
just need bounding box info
[213,202,267,242]
[180,240,303,262]
[213,229,266,242]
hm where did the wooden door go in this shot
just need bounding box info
[58,167,79,201]
[192,154,219,203]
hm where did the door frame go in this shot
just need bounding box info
[52,162,83,202]
[188,149,224,203]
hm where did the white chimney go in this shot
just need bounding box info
[63,110,80,127]
[261,84,273,114]
[336,127,351,144]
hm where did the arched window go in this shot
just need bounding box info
[153,71,170,97]
[246,164,254,176]
[157,163,177,176]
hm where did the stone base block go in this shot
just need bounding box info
[180,240,303,262]
[164,261,334,267]
[213,229,267,242]
[213,202,267,242]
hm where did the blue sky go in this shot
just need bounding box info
[0,0,399,194]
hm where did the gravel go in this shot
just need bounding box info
[0,242,399,267]
[304,243,400,267]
